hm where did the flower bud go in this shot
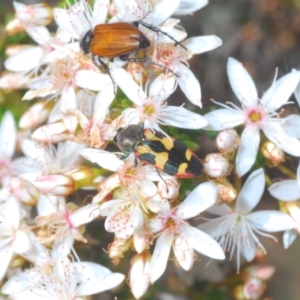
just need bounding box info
[217,183,237,203]
[157,178,179,199]
[19,101,52,129]
[203,153,231,178]
[133,228,152,253]
[129,252,151,299]
[0,72,29,89]
[243,278,265,300]
[33,174,75,196]
[261,141,285,166]
[14,2,53,27]
[216,129,240,153]
[108,238,132,264]
[5,18,24,36]
[9,176,40,206]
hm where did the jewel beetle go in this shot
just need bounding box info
[113,123,203,178]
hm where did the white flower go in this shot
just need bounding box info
[199,169,295,272]
[174,0,208,15]
[2,255,125,299]
[111,70,207,131]
[0,196,33,281]
[204,57,300,177]
[269,160,300,248]
[147,182,225,283]
[14,140,85,183]
[0,111,17,186]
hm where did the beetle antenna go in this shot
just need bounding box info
[138,21,187,51]
[156,169,169,194]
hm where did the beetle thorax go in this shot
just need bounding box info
[115,125,143,153]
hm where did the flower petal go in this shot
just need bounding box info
[282,114,300,138]
[75,70,113,91]
[268,180,300,201]
[110,66,146,105]
[0,111,16,158]
[151,0,180,25]
[261,70,300,110]
[181,225,225,259]
[183,35,222,55]
[80,148,124,171]
[150,232,173,283]
[177,182,218,219]
[177,64,201,107]
[236,168,265,214]
[283,229,297,249]
[263,120,300,157]
[149,74,176,101]
[174,0,208,15]
[161,106,207,129]
[227,57,258,106]
[204,108,244,130]
[246,211,296,232]
[236,127,260,177]
[173,235,194,270]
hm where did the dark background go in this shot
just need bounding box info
[1,0,300,299]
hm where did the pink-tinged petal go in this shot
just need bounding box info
[183,35,222,55]
[146,218,165,233]
[227,57,258,106]
[0,248,13,281]
[75,70,113,91]
[151,0,180,25]
[283,229,297,249]
[61,88,78,133]
[206,203,233,216]
[268,180,300,201]
[177,65,201,107]
[173,235,194,270]
[236,127,260,177]
[263,120,300,157]
[204,108,244,130]
[4,47,42,73]
[69,204,100,227]
[80,148,124,172]
[177,182,218,219]
[0,111,16,158]
[174,0,208,15]
[13,231,31,254]
[54,8,80,39]
[261,71,300,110]
[98,199,124,216]
[110,66,146,105]
[149,74,176,101]
[236,168,265,214]
[181,225,225,259]
[150,232,174,283]
[161,106,207,129]
[246,211,296,232]
[282,114,300,138]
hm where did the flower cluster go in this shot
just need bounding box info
[1,0,300,299]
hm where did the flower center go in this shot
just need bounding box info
[248,110,262,122]
[143,104,156,116]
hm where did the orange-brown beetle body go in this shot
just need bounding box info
[81,22,150,60]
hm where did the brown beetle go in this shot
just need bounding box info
[80,20,186,90]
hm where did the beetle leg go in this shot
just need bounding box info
[138,21,187,50]
[94,56,117,94]
[156,168,169,194]
[121,152,130,160]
